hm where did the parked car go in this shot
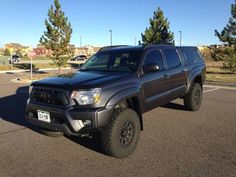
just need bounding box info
[26,44,206,158]
[70,55,87,61]
[9,54,21,64]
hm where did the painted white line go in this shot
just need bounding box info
[204,85,236,91]
[203,88,219,93]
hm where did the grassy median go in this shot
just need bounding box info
[206,67,236,83]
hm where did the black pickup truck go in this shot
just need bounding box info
[26,44,206,158]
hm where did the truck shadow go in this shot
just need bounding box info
[0,86,31,128]
[0,86,44,134]
[162,102,186,111]
[66,135,105,155]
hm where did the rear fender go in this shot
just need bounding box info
[186,67,205,93]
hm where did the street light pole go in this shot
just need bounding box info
[109,30,112,46]
[179,31,182,46]
[80,36,82,47]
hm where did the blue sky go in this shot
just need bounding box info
[0,0,233,47]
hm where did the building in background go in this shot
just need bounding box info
[84,45,101,56]
[74,47,88,56]
[3,43,102,57]
[4,43,32,56]
[73,45,102,57]
[34,44,52,56]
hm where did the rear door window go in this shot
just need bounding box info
[164,49,181,69]
[182,48,202,65]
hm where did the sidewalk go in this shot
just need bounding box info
[0,67,71,74]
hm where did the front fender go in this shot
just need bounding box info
[96,87,143,129]
[103,86,144,130]
[106,87,142,108]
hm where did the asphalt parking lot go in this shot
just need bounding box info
[0,73,235,177]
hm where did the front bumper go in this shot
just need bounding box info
[25,100,113,136]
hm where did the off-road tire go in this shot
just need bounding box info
[101,108,140,158]
[184,82,202,111]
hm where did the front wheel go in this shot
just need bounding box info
[101,108,140,158]
[184,82,203,111]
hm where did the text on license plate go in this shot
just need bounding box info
[37,110,50,123]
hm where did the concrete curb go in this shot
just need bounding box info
[10,78,37,84]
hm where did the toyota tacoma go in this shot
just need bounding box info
[26,44,206,158]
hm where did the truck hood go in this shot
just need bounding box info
[32,71,131,90]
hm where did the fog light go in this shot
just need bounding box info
[28,112,34,119]
[77,120,85,129]
[76,120,92,129]
[82,120,92,127]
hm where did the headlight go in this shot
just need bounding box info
[71,88,101,105]
[29,86,33,95]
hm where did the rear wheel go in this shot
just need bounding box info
[101,108,140,158]
[184,82,202,111]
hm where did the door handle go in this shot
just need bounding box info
[164,75,170,80]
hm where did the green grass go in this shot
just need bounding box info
[206,73,236,83]
[206,66,236,83]
[21,56,50,60]
[206,66,233,74]
[0,65,13,70]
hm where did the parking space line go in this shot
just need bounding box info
[203,88,219,93]
[204,85,236,91]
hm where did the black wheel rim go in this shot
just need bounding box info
[194,89,201,105]
[119,121,134,146]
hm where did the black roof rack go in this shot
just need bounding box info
[98,45,130,52]
[143,43,175,49]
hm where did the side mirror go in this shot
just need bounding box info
[143,63,160,73]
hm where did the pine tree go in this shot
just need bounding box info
[40,0,72,71]
[214,0,236,72]
[15,49,22,57]
[141,7,174,45]
[215,0,236,47]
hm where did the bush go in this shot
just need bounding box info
[222,52,236,72]
[200,47,214,61]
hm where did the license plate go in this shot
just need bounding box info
[37,110,50,123]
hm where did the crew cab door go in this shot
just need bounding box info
[141,49,171,112]
[163,49,187,98]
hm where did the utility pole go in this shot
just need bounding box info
[109,30,112,46]
[134,37,137,46]
[179,31,182,46]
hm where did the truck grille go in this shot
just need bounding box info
[30,87,69,106]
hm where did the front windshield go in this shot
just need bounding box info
[80,50,141,72]
[12,55,20,59]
